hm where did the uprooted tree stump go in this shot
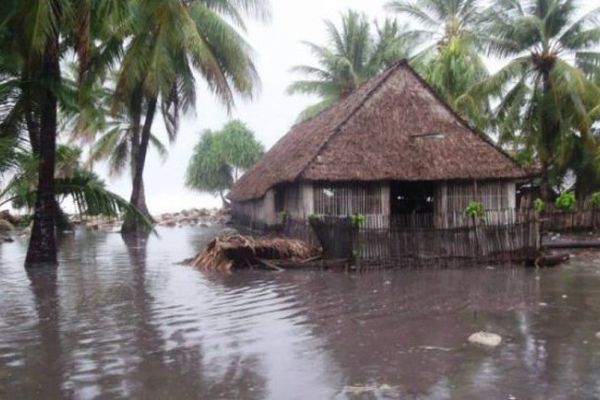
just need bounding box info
[182,234,320,272]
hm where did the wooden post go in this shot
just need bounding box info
[534,210,541,253]
[472,215,480,265]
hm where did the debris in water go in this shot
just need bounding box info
[181,233,319,272]
[468,332,502,347]
[416,346,454,352]
[562,294,568,299]
[596,332,600,340]
[534,253,570,268]
[343,384,397,395]
[538,302,548,307]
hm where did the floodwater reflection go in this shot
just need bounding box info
[1,227,600,399]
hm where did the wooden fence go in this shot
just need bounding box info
[539,208,600,232]
[304,214,539,268]
[233,211,540,268]
[358,209,533,229]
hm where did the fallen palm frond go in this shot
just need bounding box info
[182,233,320,272]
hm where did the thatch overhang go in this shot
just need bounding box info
[229,60,531,203]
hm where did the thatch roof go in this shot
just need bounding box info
[230,60,529,202]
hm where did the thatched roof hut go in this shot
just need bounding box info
[229,61,530,228]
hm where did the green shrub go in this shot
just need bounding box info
[464,201,485,219]
[351,213,366,228]
[307,214,319,222]
[15,214,33,228]
[534,198,545,213]
[555,192,576,211]
[278,211,287,225]
[590,191,600,208]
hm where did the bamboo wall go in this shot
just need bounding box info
[231,189,277,228]
[232,180,518,229]
[313,182,384,216]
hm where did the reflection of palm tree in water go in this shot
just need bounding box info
[25,268,66,399]
[122,234,267,399]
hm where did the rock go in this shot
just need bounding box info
[3,236,14,243]
[0,219,15,232]
[86,222,100,230]
[468,332,502,347]
[0,210,19,225]
[220,228,239,236]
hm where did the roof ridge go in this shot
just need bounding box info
[294,60,409,180]
[402,63,524,171]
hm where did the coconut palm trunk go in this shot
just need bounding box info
[539,69,559,201]
[122,97,157,234]
[25,23,60,267]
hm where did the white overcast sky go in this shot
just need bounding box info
[93,0,600,214]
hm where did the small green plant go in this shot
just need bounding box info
[590,191,600,208]
[464,201,485,219]
[278,211,287,225]
[308,213,319,222]
[351,213,366,228]
[534,198,545,213]
[15,214,33,228]
[555,191,576,211]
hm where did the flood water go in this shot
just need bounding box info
[1,227,600,399]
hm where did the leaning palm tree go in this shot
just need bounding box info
[60,68,169,204]
[288,11,414,121]
[88,102,168,182]
[481,0,600,200]
[385,0,491,130]
[115,0,269,234]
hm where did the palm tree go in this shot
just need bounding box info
[59,69,169,201]
[288,11,414,121]
[482,0,600,200]
[385,0,491,130]
[0,0,129,266]
[115,0,269,234]
[385,0,485,51]
[88,101,168,184]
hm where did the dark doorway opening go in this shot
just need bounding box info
[390,182,435,215]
